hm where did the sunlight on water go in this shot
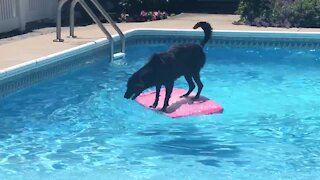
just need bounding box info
[1,44,320,179]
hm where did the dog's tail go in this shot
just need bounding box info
[193,21,212,47]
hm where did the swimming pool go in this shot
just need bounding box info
[1,30,320,179]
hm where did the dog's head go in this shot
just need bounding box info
[124,74,144,100]
[124,69,150,100]
[124,54,163,100]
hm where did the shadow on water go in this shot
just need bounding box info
[137,124,241,167]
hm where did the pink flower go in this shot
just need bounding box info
[140,10,147,17]
[152,14,157,20]
[153,11,160,17]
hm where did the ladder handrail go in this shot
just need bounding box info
[77,0,114,62]
[53,0,70,42]
[54,0,125,62]
[69,0,79,38]
[69,0,125,54]
[89,0,125,54]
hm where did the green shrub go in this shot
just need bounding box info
[291,0,320,27]
[237,0,320,28]
[118,0,143,14]
[237,0,271,23]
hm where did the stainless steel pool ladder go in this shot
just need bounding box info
[53,0,125,62]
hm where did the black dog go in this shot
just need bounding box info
[124,21,212,112]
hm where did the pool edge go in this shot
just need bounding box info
[2,28,320,80]
[1,28,320,98]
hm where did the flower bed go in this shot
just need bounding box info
[119,10,169,22]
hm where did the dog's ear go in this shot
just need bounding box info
[137,68,152,88]
[149,53,166,68]
[137,81,144,88]
[150,53,160,61]
[137,74,145,88]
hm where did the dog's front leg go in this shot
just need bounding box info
[150,84,161,108]
[161,82,174,112]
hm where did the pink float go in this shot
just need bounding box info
[136,88,223,118]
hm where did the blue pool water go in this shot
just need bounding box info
[1,43,320,179]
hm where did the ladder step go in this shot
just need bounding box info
[113,52,125,60]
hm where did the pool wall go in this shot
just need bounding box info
[1,29,320,98]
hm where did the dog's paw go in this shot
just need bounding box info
[149,104,157,108]
[180,94,189,98]
[160,107,167,112]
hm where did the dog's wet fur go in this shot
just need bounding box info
[124,21,213,112]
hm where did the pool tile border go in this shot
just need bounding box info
[1,29,320,98]
[0,45,108,98]
[124,29,320,49]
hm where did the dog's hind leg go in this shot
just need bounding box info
[180,75,195,98]
[192,72,203,100]
[150,84,161,108]
[161,82,174,112]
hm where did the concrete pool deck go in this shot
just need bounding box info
[1,13,320,70]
